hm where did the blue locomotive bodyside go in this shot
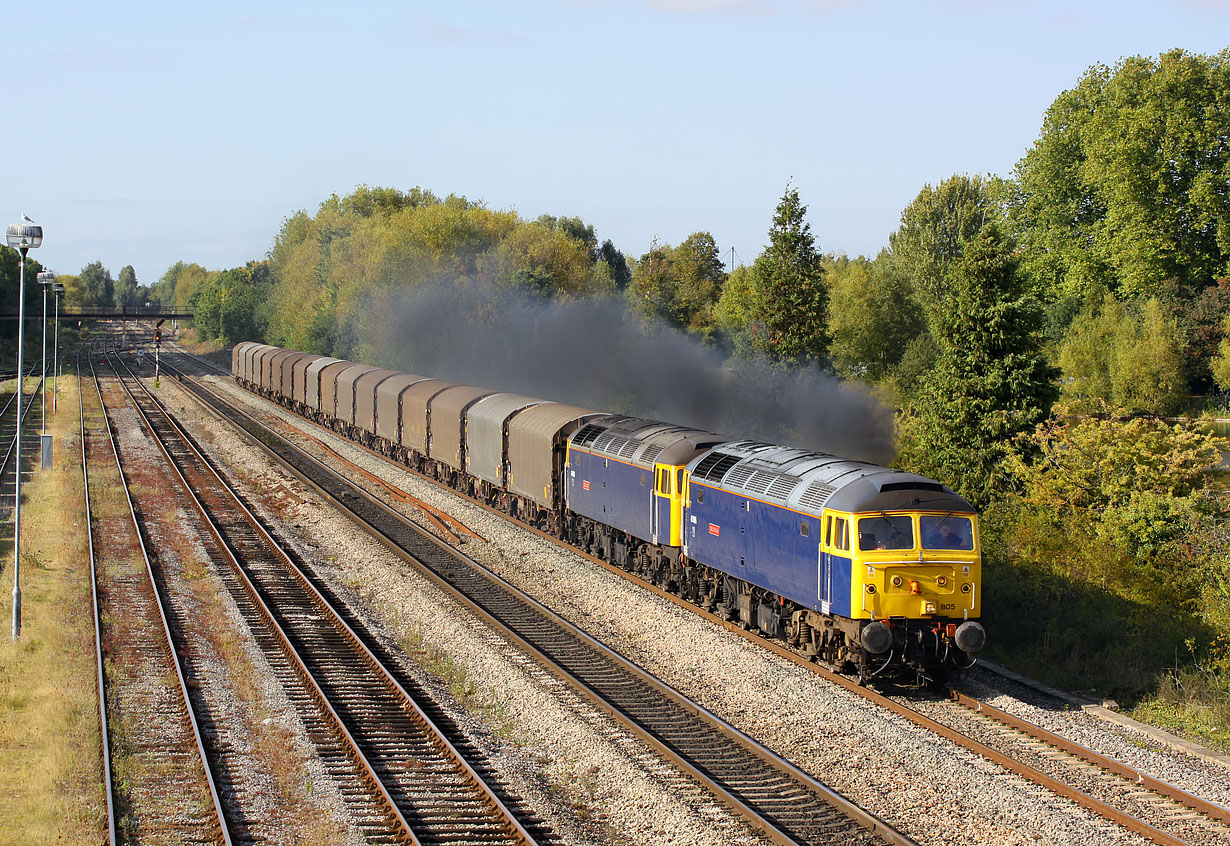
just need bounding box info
[684,480,853,618]
[565,446,654,543]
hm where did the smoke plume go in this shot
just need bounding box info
[368,280,897,466]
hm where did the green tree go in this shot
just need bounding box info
[1058,294,1186,414]
[630,232,726,330]
[188,262,273,345]
[79,261,114,308]
[115,265,139,308]
[889,174,998,316]
[827,255,925,383]
[150,261,209,308]
[1009,49,1230,299]
[753,186,827,362]
[597,239,632,290]
[1208,314,1230,394]
[897,225,1058,507]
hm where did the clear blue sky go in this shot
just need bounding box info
[5,1,1229,287]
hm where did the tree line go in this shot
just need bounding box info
[172,48,1230,699]
[6,48,1228,703]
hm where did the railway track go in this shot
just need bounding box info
[174,347,1230,846]
[105,351,549,846]
[163,350,913,846]
[0,364,44,526]
[83,353,232,843]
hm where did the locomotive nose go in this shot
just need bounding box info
[955,621,986,654]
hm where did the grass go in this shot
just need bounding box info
[1129,661,1230,755]
[0,376,108,844]
[388,611,521,741]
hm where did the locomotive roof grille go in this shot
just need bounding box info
[766,474,801,500]
[640,444,665,465]
[573,422,606,446]
[798,481,837,510]
[592,432,621,452]
[693,451,742,482]
[725,465,756,488]
[617,438,641,459]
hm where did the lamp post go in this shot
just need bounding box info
[52,282,62,414]
[37,271,54,469]
[6,215,43,640]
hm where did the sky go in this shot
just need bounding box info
[5,0,1229,286]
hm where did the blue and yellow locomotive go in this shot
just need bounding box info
[233,343,986,684]
[561,417,985,683]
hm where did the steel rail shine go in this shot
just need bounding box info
[88,355,232,845]
[166,353,914,846]
[196,350,1230,846]
[111,353,540,846]
[78,357,118,846]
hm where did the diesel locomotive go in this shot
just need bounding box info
[231,342,986,683]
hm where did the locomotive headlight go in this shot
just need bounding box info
[961,584,971,594]
[936,576,948,587]
[890,575,903,588]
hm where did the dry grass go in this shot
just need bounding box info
[0,376,108,844]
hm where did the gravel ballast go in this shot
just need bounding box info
[158,365,1227,845]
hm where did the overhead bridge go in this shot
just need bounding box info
[0,307,194,321]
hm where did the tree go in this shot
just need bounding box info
[79,261,114,308]
[1174,276,1230,393]
[1009,49,1230,299]
[189,262,273,345]
[896,225,1058,507]
[827,255,925,383]
[597,239,632,290]
[630,232,726,330]
[753,186,827,362]
[1109,298,1186,414]
[115,265,139,308]
[1058,294,1186,415]
[0,247,44,346]
[889,174,998,316]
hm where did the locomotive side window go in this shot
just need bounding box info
[657,468,670,494]
[800,520,809,537]
[677,469,685,493]
[640,472,646,486]
[824,516,833,546]
[834,517,849,551]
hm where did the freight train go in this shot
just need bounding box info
[231,342,985,684]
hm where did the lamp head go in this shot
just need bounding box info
[6,222,43,250]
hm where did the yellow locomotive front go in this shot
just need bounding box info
[831,508,985,680]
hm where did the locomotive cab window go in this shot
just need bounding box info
[857,514,915,551]
[921,515,974,550]
[800,520,809,538]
